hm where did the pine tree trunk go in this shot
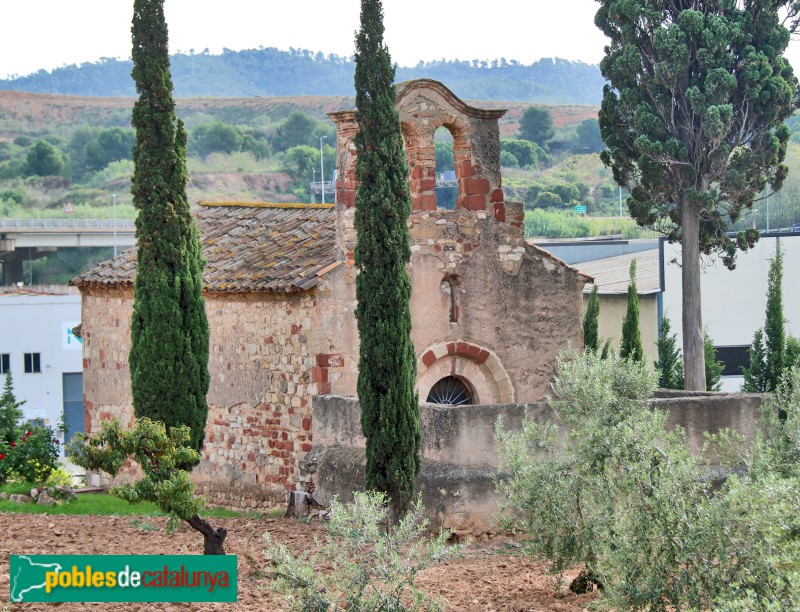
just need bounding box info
[186,515,227,555]
[681,198,706,391]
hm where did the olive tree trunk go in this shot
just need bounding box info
[187,515,227,555]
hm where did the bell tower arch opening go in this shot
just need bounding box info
[434,127,456,210]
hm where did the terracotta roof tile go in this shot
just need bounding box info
[72,203,338,294]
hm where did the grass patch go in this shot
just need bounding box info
[0,483,278,519]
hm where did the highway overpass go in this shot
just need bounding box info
[0,219,135,285]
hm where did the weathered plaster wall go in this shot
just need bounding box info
[328,80,589,404]
[327,204,587,403]
[585,293,659,360]
[309,393,764,534]
[81,286,325,507]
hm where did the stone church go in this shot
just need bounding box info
[73,79,591,507]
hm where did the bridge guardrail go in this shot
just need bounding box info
[0,219,136,230]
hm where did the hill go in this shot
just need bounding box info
[0,49,605,105]
[0,90,597,139]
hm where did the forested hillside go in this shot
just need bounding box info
[0,48,604,105]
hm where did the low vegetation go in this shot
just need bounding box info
[497,350,800,610]
[265,491,455,612]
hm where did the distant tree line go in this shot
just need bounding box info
[0,49,605,105]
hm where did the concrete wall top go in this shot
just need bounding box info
[313,392,763,470]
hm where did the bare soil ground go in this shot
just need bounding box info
[1,513,596,611]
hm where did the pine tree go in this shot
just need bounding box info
[742,329,769,393]
[764,241,786,391]
[620,259,643,362]
[656,315,683,390]
[583,284,600,353]
[128,0,210,455]
[0,372,25,443]
[353,0,421,515]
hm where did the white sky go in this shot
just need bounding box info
[0,0,609,80]
[2,1,800,81]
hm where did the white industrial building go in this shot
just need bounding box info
[0,285,84,447]
[661,233,800,391]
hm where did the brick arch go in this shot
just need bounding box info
[402,114,472,212]
[417,341,514,404]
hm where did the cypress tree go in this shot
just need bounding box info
[764,241,786,391]
[704,331,724,392]
[620,259,643,362]
[742,329,769,393]
[128,0,210,455]
[742,242,788,393]
[0,372,24,444]
[353,0,421,514]
[583,284,600,353]
[656,315,683,390]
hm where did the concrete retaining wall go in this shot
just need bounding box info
[308,392,763,534]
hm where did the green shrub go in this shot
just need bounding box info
[0,426,60,484]
[500,150,519,167]
[534,191,563,208]
[498,352,800,610]
[265,491,455,611]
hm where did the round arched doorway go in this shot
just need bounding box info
[426,376,474,405]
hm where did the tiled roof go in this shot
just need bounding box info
[71,203,339,293]
[577,249,660,295]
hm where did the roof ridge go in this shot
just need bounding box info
[199,201,335,210]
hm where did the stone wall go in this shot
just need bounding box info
[308,393,764,534]
[324,204,588,403]
[327,79,590,404]
[81,286,326,507]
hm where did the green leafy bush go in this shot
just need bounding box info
[498,351,800,610]
[0,426,60,484]
[265,491,455,611]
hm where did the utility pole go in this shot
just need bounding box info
[112,193,117,257]
[320,136,326,204]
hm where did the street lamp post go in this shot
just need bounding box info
[112,193,117,257]
[319,136,326,204]
[311,168,316,204]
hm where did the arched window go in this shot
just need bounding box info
[426,376,473,405]
[434,126,456,210]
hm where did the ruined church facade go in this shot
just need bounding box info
[74,80,590,507]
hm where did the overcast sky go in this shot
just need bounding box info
[2,1,800,81]
[0,0,609,80]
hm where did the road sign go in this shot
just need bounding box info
[574,205,587,214]
[64,201,74,214]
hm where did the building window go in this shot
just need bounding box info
[0,353,9,373]
[24,352,41,374]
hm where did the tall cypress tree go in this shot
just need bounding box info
[742,241,787,392]
[656,315,684,390]
[353,0,421,514]
[129,0,210,455]
[583,284,600,353]
[620,259,643,362]
[764,241,786,391]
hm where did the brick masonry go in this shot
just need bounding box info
[81,287,327,508]
[79,79,591,512]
